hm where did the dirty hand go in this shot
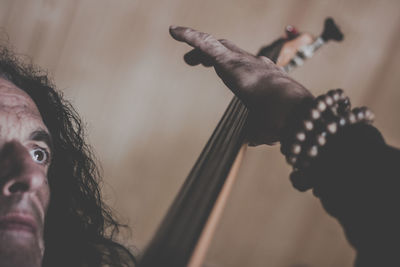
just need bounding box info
[169,26,313,145]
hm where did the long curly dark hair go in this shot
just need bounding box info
[0,46,136,267]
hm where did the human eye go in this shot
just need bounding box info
[29,147,50,165]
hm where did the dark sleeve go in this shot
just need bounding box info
[306,123,400,266]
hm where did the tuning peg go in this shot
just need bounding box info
[321,17,344,42]
[285,25,299,40]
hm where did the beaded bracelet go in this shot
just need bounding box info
[280,89,375,191]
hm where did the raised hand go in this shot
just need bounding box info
[169,26,313,145]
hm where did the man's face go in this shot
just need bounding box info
[0,78,51,267]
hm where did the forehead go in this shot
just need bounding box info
[0,78,46,137]
[0,78,40,113]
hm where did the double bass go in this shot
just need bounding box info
[139,18,344,267]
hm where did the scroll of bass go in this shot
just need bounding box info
[138,18,343,267]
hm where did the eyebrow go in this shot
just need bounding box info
[29,129,54,153]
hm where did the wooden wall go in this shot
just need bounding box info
[1,0,399,266]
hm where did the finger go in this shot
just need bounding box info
[169,25,230,61]
[183,49,201,66]
[183,39,252,67]
[218,39,253,56]
[184,49,213,67]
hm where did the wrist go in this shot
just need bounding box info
[280,89,375,191]
[278,92,315,143]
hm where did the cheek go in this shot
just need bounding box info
[42,179,51,212]
[36,176,51,223]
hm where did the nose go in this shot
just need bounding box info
[0,141,46,196]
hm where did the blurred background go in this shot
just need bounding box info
[1,0,400,266]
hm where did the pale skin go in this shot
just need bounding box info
[169,25,314,145]
[0,78,51,267]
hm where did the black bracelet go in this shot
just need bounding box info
[280,89,375,191]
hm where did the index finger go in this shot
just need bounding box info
[169,25,230,61]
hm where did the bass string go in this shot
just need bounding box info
[139,97,249,267]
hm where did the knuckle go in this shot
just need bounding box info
[259,55,272,64]
[219,39,233,48]
[214,50,234,64]
[200,32,214,43]
[224,53,244,65]
[183,28,193,35]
